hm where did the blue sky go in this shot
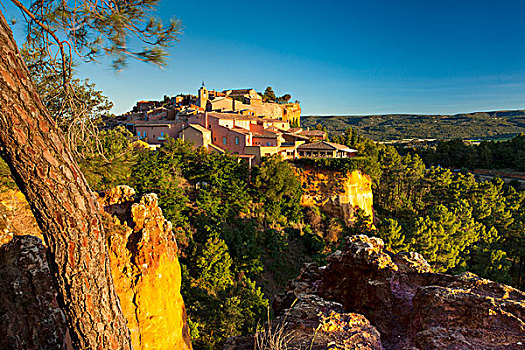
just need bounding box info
[4,0,525,115]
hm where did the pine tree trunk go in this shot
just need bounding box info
[0,11,131,349]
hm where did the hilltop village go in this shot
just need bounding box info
[115,84,358,165]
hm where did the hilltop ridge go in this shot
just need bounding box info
[302,109,525,141]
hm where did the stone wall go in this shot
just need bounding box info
[280,103,301,125]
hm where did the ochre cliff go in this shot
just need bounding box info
[295,166,374,224]
[271,235,525,350]
[0,188,42,245]
[0,186,192,350]
[98,186,192,350]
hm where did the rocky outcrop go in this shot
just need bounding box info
[274,235,525,350]
[0,188,42,245]
[0,186,191,350]
[0,235,69,350]
[296,167,374,224]
[225,300,383,350]
[98,186,192,350]
[267,263,383,350]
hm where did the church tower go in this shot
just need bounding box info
[197,81,208,108]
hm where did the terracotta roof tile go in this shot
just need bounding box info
[299,130,327,137]
[207,112,260,121]
[297,141,357,152]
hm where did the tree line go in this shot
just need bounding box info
[330,127,525,289]
[407,135,525,172]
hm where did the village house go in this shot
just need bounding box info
[298,128,328,141]
[187,112,285,154]
[179,124,211,148]
[133,121,185,144]
[146,107,176,121]
[119,84,357,164]
[296,141,358,158]
[194,84,301,125]
[134,100,162,112]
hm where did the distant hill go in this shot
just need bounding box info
[301,110,525,141]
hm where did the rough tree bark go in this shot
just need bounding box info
[0,11,132,349]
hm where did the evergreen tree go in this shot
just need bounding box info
[252,155,303,226]
[377,218,406,253]
[262,86,276,102]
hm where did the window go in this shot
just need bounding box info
[223,136,227,145]
[235,136,239,145]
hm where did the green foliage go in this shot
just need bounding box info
[78,126,137,190]
[130,140,189,226]
[252,155,303,226]
[189,236,234,294]
[222,219,264,277]
[182,236,267,349]
[406,203,482,272]
[20,0,182,71]
[327,127,525,289]
[294,157,381,182]
[376,218,405,253]
[347,208,375,237]
[262,87,276,102]
[314,123,327,131]
[416,134,525,172]
[22,44,113,129]
[276,93,292,104]
[126,140,325,349]
[0,158,17,190]
[302,111,525,141]
[21,43,115,159]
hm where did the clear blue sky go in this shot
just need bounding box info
[4,0,525,115]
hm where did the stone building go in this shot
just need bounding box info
[297,141,358,158]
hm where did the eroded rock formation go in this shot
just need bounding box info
[98,186,192,350]
[0,186,192,350]
[273,235,525,350]
[0,235,69,350]
[296,167,374,224]
[0,188,42,245]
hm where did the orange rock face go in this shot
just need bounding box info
[295,166,374,224]
[0,186,192,350]
[0,188,42,245]
[98,186,192,350]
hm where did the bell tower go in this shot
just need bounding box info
[197,81,208,108]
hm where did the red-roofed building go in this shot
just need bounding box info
[297,141,358,158]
